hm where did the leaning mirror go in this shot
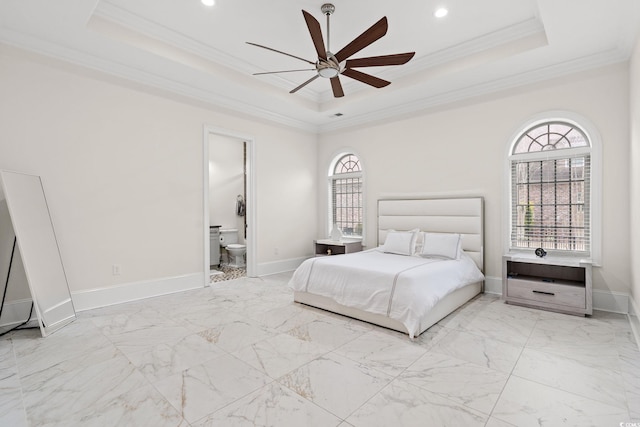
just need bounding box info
[0,170,76,337]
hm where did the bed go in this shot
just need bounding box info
[289,197,484,338]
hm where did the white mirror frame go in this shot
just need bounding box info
[0,170,76,337]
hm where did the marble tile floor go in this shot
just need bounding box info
[1,271,639,426]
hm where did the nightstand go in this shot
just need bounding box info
[314,239,362,256]
[502,254,592,316]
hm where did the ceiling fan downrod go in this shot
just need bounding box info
[317,3,340,78]
[321,3,335,53]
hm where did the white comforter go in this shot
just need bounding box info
[289,248,485,338]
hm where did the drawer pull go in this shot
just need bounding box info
[532,290,555,296]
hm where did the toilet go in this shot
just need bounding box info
[219,228,246,268]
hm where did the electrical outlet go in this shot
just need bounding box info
[274,247,279,256]
[112,264,121,275]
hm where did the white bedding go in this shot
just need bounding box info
[289,248,485,338]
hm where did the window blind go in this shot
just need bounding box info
[331,176,363,236]
[510,154,590,253]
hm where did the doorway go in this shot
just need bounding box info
[203,126,256,285]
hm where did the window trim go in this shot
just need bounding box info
[327,150,365,243]
[504,111,602,265]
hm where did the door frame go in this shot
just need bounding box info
[203,125,256,284]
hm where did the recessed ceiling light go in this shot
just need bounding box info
[434,7,448,18]
[201,0,215,6]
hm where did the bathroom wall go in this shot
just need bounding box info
[209,134,245,243]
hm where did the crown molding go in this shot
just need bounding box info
[318,48,629,133]
[92,3,547,106]
[317,17,546,103]
[616,0,640,57]
[406,18,544,75]
[0,24,629,136]
[92,1,321,102]
[93,2,254,76]
[0,30,319,133]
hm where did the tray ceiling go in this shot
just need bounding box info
[1,0,638,132]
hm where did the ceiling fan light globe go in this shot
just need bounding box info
[319,67,339,78]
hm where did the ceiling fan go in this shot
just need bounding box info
[247,3,415,98]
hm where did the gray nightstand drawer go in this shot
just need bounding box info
[506,278,586,309]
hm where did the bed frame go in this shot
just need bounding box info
[294,197,484,337]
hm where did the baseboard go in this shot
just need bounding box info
[592,289,629,314]
[629,297,639,320]
[483,276,629,314]
[628,297,640,352]
[256,257,307,277]
[71,272,205,312]
[484,276,502,295]
[0,298,34,328]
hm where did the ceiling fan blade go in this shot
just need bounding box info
[302,10,327,61]
[253,69,316,75]
[341,68,390,88]
[290,74,320,94]
[334,17,388,63]
[346,52,415,68]
[330,76,344,98]
[246,42,315,65]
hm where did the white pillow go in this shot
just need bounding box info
[381,230,419,256]
[419,232,461,260]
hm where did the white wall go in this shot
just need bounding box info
[318,63,631,295]
[257,128,318,262]
[209,134,245,239]
[0,47,317,303]
[630,35,640,315]
[0,43,632,310]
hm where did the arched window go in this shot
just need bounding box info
[509,120,594,256]
[329,153,363,238]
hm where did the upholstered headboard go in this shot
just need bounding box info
[377,197,484,272]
